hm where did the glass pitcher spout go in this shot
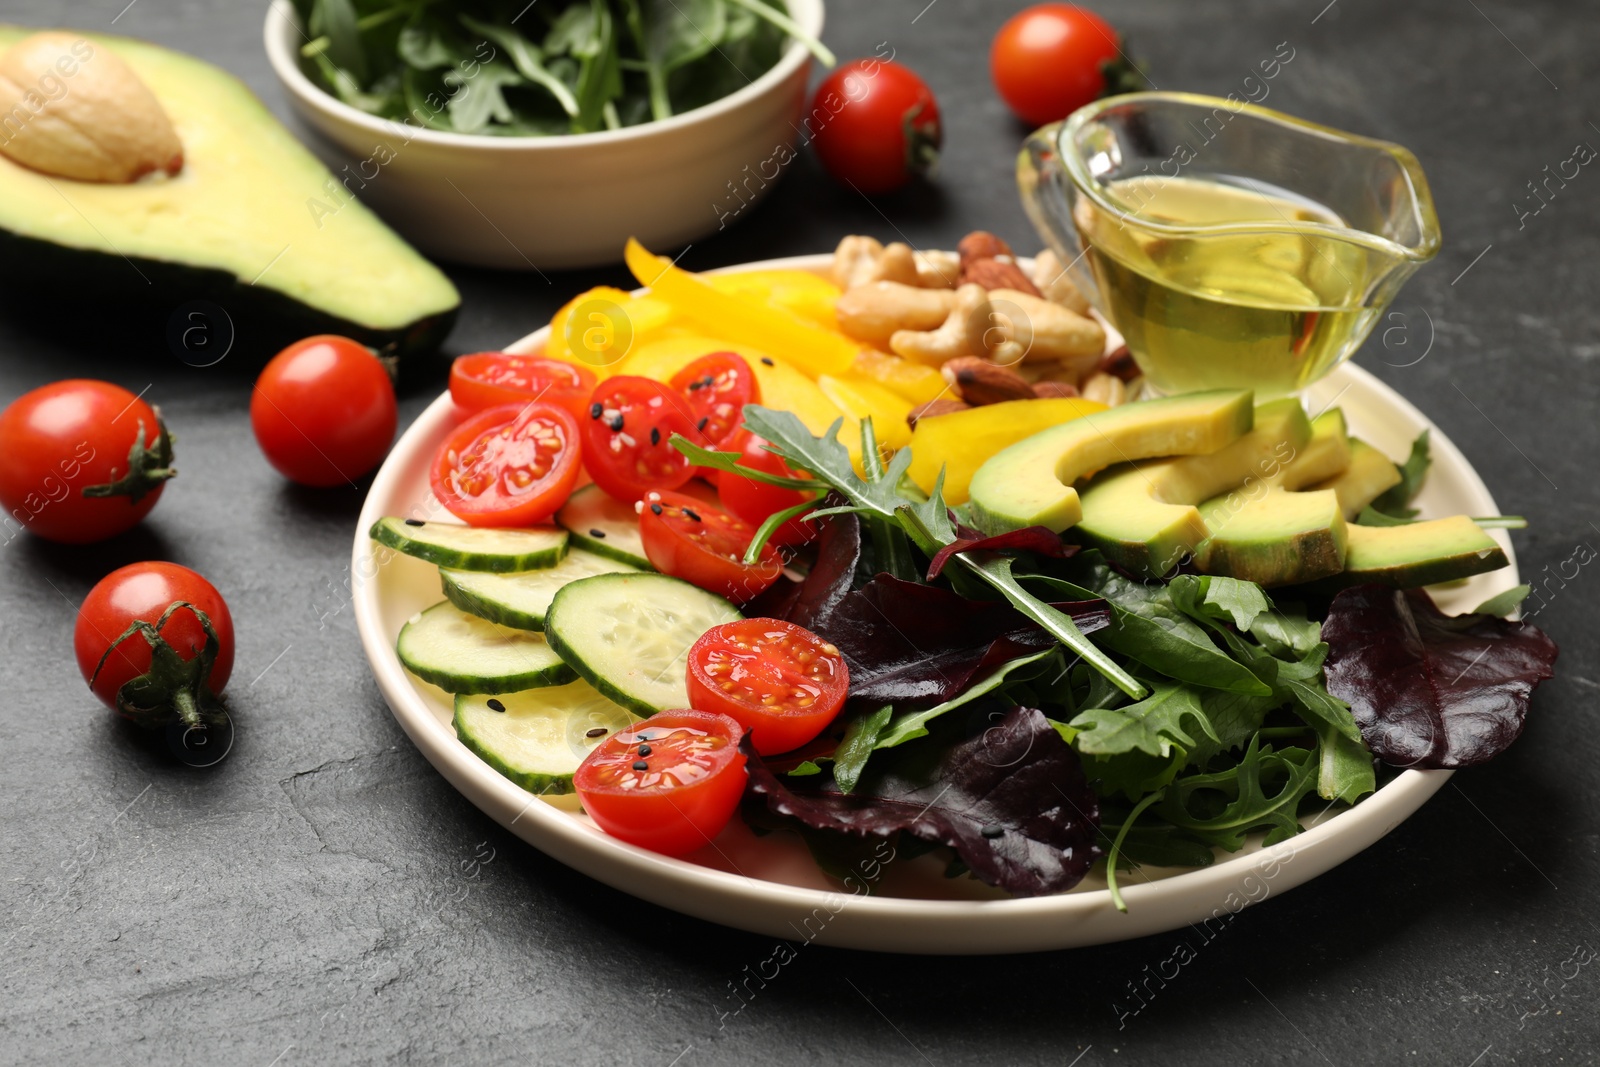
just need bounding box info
[1018,92,1441,397]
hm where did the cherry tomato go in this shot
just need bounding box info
[582,376,704,504]
[639,490,782,603]
[990,4,1138,127]
[809,59,941,194]
[430,402,582,526]
[449,352,598,424]
[574,709,748,856]
[0,380,174,544]
[74,561,235,728]
[686,619,849,756]
[668,352,759,452]
[251,335,397,487]
[718,431,818,548]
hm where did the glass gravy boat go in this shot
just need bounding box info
[1019,92,1441,397]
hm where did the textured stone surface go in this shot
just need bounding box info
[1,1,1596,1064]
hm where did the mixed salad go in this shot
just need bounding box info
[369,237,1560,905]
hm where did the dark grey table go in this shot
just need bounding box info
[3,1,1595,1063]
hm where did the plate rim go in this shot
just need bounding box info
[351,253,1519,953]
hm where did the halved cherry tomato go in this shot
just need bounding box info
[718,430,819,548]
[638,490,782,603]
[430,402,581,526]
[582,376,703,503]
[668,351,759,452]
[686,619,848,755]
[449,353,598,424]
[574,709,748,856]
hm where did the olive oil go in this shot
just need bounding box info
[1076,175,1378,397]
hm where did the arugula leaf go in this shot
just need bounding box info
[1070,681,1219,759]
[831,705,893,793]
[1314,727,1375,805]
[460,14,581,118]
[874,650,1055,752]
[1167,574,1271,631]
[1246,601,1323,658]
[1474,583,1532,618]
[1368,430,1430,519]
[445,60,524,133]
[1157,739,1318,850]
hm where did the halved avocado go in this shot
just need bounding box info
[0,25,458,360]
[1334,517,1508,588]
[967,389,1255,534]
[1310,439,1403,519]
[1074,398,1311,575]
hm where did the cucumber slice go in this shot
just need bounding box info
[556,481,719,568]
[441,547,641,631]
[544,572,742,715]
[454,682,640,795]
[397,602,575,694]
[371,517,568,572]
[556,484,652,568]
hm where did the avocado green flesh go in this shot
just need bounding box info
[1074,398,1310,575]
[1274,410,1351,490]
[1335,517,1508,588]
[1310,439,1403,519]
[968,389,1256,534]
[0,25,458,355]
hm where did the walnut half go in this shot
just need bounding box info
[0,32,183,183]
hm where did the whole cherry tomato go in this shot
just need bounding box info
[0,379,173,544]
[74,561,235,731]
[809,59,941,194]
[430,401,582,526]
[990,4,1142,127]
[251,335,397,487]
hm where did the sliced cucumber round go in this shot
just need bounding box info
[555,484,653,568]
[544,572,741,716]
[371,517,568,573]
[454,682,640,795]
[397,602,575,694]
[441,547,640,631]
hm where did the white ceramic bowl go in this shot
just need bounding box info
[262,0,823,270]
[350,253,1521,954]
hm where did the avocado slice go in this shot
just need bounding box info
[1334,517,1508,588]
[0,25,458,359]
[1310,439,1403,519]
[1187,407,1353,586]
[1074,398,1312,575]
[967,389,1255,534]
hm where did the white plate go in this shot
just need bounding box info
[351,254,1520,954]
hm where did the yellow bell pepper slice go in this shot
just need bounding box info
[850,349,948,405]
[545,286,679,375]
[707,270,843,330]
[818,374,914,451]
[907,397,1108,505]
[624,239,859,378]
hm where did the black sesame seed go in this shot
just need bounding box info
[687,379,705,391]
[682,508,701,523]
[632,760,649,772]
[650,502,663,515]
[585,727,608,738]
[487,698,506,713]
[637,744,653,756]
[650,427,661,446]
[589,402,604,419]
[696,416,709,432]
[404,518,425,527]
[608,414,624,432]
[700,375,715,389]
[760,357,774,366]
[980,824,1004,839]
[589,528,607,539]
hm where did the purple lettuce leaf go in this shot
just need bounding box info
[925,524,1078,581]
[743,706,1102,897]
[820,574,1109,706]
[1322,584,1559,769]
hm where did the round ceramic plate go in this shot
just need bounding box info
[351,254,1520,954]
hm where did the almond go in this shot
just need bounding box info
[907,398,970,427]
[1099,344,1141,382]
[1032,381,1080,399]
[941,356,1036,406]
[958,231,1014,264]
[961,256,1041,296]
